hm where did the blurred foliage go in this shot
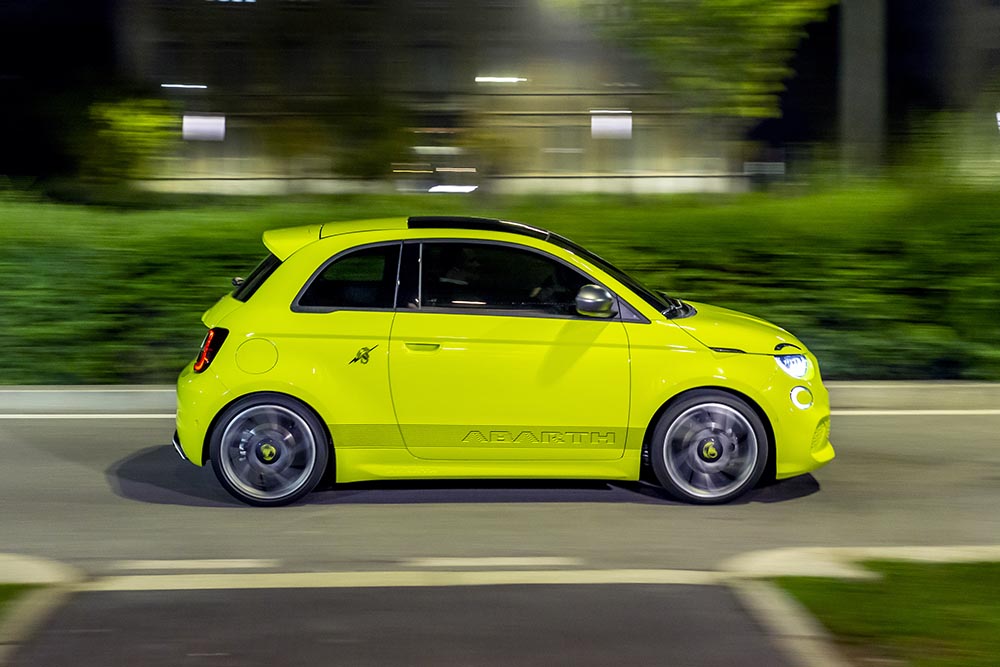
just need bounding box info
[0,584,37,621]
[80,99,178,182]
[899,95,1000,188]
[0,184,998,383]
[577,0,836,117]
[262,117,333,171]
[331,97,413,180]
[777,561,1000,667]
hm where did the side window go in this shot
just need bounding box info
[297,244,400,311]
[421,242,591,316]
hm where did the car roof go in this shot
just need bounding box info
[263,216,559,261]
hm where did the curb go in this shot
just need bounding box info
[0,554,83,667]
[0,382,998,414]
[722,545,1000,667]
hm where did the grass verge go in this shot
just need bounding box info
[0,584,37,623]
[775,561,1000,667]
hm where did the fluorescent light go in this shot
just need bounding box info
[428,185,478,193]
[162,83,208,89]
[475,76,527,83]
[435,167,477,173]
[182,115,226,141]
[413,146,464,156]
[591,110,632,139]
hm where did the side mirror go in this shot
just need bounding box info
[575,284,615,318]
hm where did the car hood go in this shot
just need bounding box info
[675,301,805,355]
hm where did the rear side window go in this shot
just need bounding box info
[296,243,400,311]
[233,253,281,303]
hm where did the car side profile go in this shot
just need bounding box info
[174,216,834,506]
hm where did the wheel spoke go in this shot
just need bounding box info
[662,402,759,500]
[218,404,318,502]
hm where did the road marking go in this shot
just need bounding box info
[113,559,280,571]
[0,388,174,393]
[77,568,726,592]
[2,409,997,421]
[832,409,1000,416]
[829,382,1000,389]
[404,557,583,568]
[3,410,998,420]
[0,414,175,419]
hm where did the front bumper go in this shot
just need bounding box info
[765,372,836,479]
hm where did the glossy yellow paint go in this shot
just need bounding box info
[175,222,834,486]
[389,310,630,461]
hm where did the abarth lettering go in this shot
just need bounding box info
[462,430,616,446]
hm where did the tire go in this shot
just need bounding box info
[209,393,329,507]
[650,390,769,504]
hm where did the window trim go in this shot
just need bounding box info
[233,253,282,303]
[291,241,403,313]
[402,238,647,322]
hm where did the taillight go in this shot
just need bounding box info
[193,328,229,373]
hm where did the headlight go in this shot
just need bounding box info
[775,354,813,380]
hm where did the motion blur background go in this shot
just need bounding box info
[0,0,998,383]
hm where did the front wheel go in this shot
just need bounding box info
[650,390,768,504]
[209,393,329,507]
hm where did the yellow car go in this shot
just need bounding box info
[174,216,834,506]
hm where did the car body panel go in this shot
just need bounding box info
[676,301,806,354]
[389,310,630,461]
[174,220,834,491]
[262,224,322,260]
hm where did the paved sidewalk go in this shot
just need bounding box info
[3,381,999,414]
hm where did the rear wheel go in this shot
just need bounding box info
[650,390,768,504]
[209,393,329,507]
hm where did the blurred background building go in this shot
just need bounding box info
[115,0,744,194]
[4,0,1000,194]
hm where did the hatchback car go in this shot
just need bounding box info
[174,216,834,506]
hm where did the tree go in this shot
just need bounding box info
[577,0,836,118]
[82,98,177,182]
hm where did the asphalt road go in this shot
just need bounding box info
[0,391,998,572]
[10,585,790,667]
[1,385,998,666]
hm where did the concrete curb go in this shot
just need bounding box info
[0,554,83,667]
[0,382,998,414]
[826,381,1000,410]
[721,545,1000,667]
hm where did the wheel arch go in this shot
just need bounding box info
[201,390,335,466]
[641,385,776,483]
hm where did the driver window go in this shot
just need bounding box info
[421,242,591,316]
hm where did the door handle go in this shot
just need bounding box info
[404,342,441,352]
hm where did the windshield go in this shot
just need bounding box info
[548,234,677,314]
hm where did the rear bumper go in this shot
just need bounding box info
[171,430,189,462]
[176,361,231,466]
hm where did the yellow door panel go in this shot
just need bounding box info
[389,311,630,460]
[265,309,402,449]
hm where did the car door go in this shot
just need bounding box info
[277,241,403,449]
[388,239,630,461]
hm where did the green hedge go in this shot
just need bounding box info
[0,186,997,384]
